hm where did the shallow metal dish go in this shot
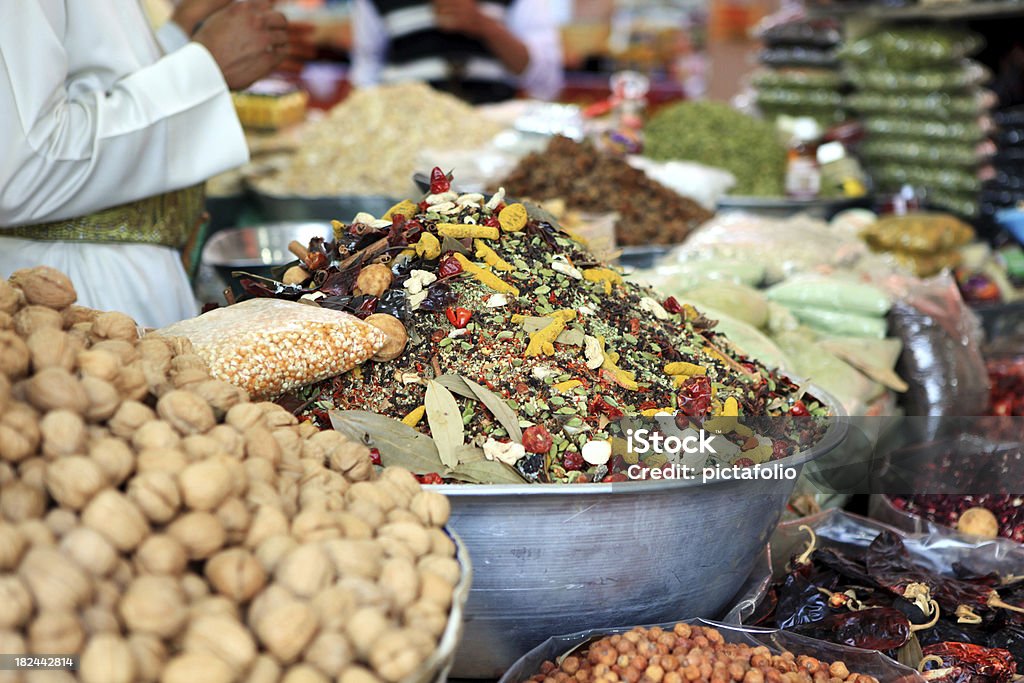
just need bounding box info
[250,185,401,223]
[438,392,848,678]
[717,195,871,220]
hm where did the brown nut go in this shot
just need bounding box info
[135,534,189,576]
[9,266,77,309]
[245,504,290,549]
[311,585,357,632]
[60,527,119,577]
[128,471,182,524]
[275,543,336,598]
[364,313,407,362]
[78,349,122,382]
[189,379,248,417]
[81,376,122,422]
[305,631,353,678]
[29,610,84,655]
[27,328,79,372]
[131,420,181,452]
[0,331,30,379]
[0,522,28,571]
[957,507,999,539]
[183,614,257,673]
[40,409,87,458]
[417,555,461,587]
[108,400,156,439]
[255,535,299,574]
[0,279,22,315]
[80,634,135,683]
[115,363,148,401]
[205,548,267,602]
[136,448,188,476]
[403,600,447,639]
[90,311,138,342]
[340,666,385,683]
[379,556,420,609]
[87,436,134,486]
[82,489,149,551]
[346,607,390,658]
[0,404,41,463]
[226,403,265,432]
[167,511,225,560]
[0,574,33,629]
[409,491,450,527]
[45,455,106,510]
[118,575,188,639]
[62,304,100,328]
[19,546,93,611]
[25,367,88,414]
[13,305,64,337]
[378,522,431,558]
[47,507,85,536]
[369,629,423,683]
[157,390,216,436]
[247,655,283,683]
[217,497,252,545]
[128,633,167,683]
[354,263,393,298]
[161,653,234,683]
[254,600,319,664]
[283,265,311,286]
[1,481,46,522]
[177,459,232,511]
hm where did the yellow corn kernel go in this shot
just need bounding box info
[582,268,622,295]
[664,362,706,377]
[415,232,441,260]
[498,203,528,232]
[401,405,426,427]
[474,240,514,272]
[452,253,519,296]
[384,199,418,221]
[437,223,500,240]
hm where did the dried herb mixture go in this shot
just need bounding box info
[242,170,827,484]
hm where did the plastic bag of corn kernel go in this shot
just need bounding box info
[155,299,386,399]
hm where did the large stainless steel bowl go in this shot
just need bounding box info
[436,401,848,678]
[250,186,402,223]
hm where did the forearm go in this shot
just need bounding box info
[476,14,530,75]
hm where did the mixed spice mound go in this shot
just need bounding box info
[243,171,827,484]
[498,136,714,247]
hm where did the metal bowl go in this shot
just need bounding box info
[438,395,849,678]
[716,195,872,220]
[250,185,401,223]
[200,221,333,294]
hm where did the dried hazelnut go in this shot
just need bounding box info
[354,264,393,298]
[157,390,216,436]
[26,367,88,413]
[27,328,79,372]
[0,279,22,314]
[162,653,234,683]
[60,527,118,577]
[276,543,336,598]
[90,311,138,342]
[0,331,31,379]
[9,266,77,309]
[1,480,46,521]
[183,614,257,673]
[369,628,423,682]
[81,376,122,422]
[167,511,225,560]
[19,546,93,611]
[119,575,187,638]
[255,599,319,663]
[82,489,149,551]
[29,610,84,655]
[40,409,87,458]
[128,633,167,683]
[128,471,182,524]
[14,305,64,337]
[108,400,156,439]
[365,313,407,361]
[205,548,267,602]
[81,634,135,683]
[0,522,28,570]
[346,607,390,657]
[131,420,181,451]
[379,556,420,609]
[0,574,33,629]
[0,404,41,463]
[135,534,188,576]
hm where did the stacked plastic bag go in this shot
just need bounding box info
[843,26,994,217]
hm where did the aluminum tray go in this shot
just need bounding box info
[438,395,849,678]
[717,196,872,220]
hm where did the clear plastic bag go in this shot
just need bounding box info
[862,117,990,144]
[846,61,990,93]
[843,28,983,68]
[751,68,845,91]
[860,139,991,168]
[847,91,990,122]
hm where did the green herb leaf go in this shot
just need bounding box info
[328,410,444,475]
[425,380,464,470]
[449,459,527,484]
[462,377,524,443]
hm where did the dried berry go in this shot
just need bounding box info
[522,425,553,454]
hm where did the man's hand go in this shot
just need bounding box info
[433,0,486,36]
[194,0,289,90]
[171,0,233,36]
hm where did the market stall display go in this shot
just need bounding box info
[497,136,714,247]
[644,101,789,197]
[843,26,994,217]
[982,106,1024,224]
[881,495,1024,544]
[0,267,468,683]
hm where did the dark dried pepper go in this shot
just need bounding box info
[790,607,914,651]
[920,642,1017,683]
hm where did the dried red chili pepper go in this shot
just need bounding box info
[351,296,379,319]
[369,448,382,466]
[445,307,472,328]
[790,400,810,416]
[416,472,444,485]
[677,375,712,418]
[429,167,450,194]
[587,395,624,420]
[437,254,464,279]
[663,296,685,314]
[484,215,501,228]
[920,642,1017,683]
[790,607,913,650]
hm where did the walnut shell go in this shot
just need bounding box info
[177,459,232,511]
[0,480,46,522]
[339,666,385,683]
[157,390,215,436]
[108,400,156,439]
[44,507,78,537]
[0,522,28,571]
[40,409,87,458]
[135,447,188,476]
[304,631,354,677]
[167,511,225,560]
[216,497,252,545]
[9,266,76,309]
[307,431,374,482]
[135,534,188,577]
[25,367,88,414]
[82,489,149,551]
[403,600,448,638]
[171,367,211,390]
[19,546,93,611]
[127,633,167,683]
[310,585,357,632]
[254,534,299,574]
[0,574,33,629]
[60,527,119,577]
[0,331,31,379]
[77,349,121,382]
[369,629,423,683]
[208,424,245,458]
[115,363,148,402]
[128,471,182,524]
[45,455,106,510]
[0,404,41,463]
[226,403,265,433]
[247,655,283,683]
[379,556,420,610]
[183,614,257,674]
[345,606,390,658]
[131,420,181,452]
[81,376,122,422]
[29,610,85,655]
[27,328,80,372]
[162,653,235,683]
[418,555,461,587]
[0,279,22,315]
[62,304,100,328]
[244,504,290,549]
[189,379,248,417]
[205,548,267,602]
[13,305,64,337]
[322,539,383,580]
[80,634,135,683]
[118,575,187,639]
[88,436,135,486]
[254,599,319,664]
[283,665,330,683]
[275,543,335,598]
[418,571,454,611]
[364,313,407,362]
[138,336,174,361]
[90,311,138,342]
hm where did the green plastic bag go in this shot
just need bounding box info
[786,305,889,339]
[683,282,770,329]
[684,303,792,372]
[766,276,892,316]
[775,330,885,414]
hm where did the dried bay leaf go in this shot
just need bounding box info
[329,410,444,474]
[462,377,523,443]
[434,374,476,400]
[454,444,485,464]
[425,380,463,470]
[449,459,527,485]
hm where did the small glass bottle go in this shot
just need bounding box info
[785,117,822,200]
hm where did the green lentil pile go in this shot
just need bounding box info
[643,101,788,197]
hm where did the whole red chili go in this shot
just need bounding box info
[429,167,450,194]
[437,254,464,279]
[522,425,553,454]
[663,296,685,314]
[304,250,328,272]
[445,306,472,328]
[677,375,712,418]
[790,400,810,416]
[353,296,378,319]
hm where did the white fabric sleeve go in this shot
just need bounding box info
[156,20,192,54]
[350,0,388,88]
[507,0,564,100]
[0,6,248,226]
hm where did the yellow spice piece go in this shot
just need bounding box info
[722,397,739,417]
[703,344,729,364]
[641,407,674,417]
[415,232,441,260]
[474,240,514,272]
[384,199,418,221]
[598,336,638,391]
[664,361,706,377]
[582,268,623,295]
[515,309,575,357]
[401,405,426,427]
[748,444,772,464]
[399,248,415,260]
[437,223,500,240]
[452,253,519,296]
[682,304,702,321]
[498,203,528,232]
[646,453,669,467]
[734,423,753,437]
[331,219,346,242]
[552,379,583,392]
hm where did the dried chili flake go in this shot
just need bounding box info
[677,375,713,418]
[437,254,464,279]
[445,307,472,328]
[588,395,624,420]
[429,166,450,194]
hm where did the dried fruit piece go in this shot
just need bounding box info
[522,425,553,454]
[498,203,528,232]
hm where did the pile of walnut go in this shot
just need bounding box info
[0,267,460,683]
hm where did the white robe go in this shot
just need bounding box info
[0,1,249,328]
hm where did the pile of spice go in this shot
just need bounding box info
[240,170,828,485]
[497,136,714,246]
[987,355,1024,417]
[890,496,1024,544]
[750,526,1024,681]
[524,623,881,683]
[253,83,504,197]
